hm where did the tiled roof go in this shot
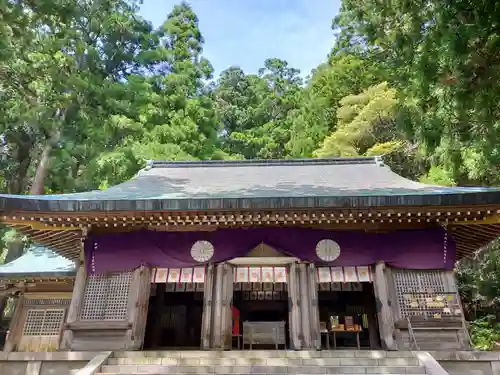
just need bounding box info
[0,157,499,211]
[0,245,76,278]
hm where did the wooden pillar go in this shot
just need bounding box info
[442,270,470,349]
[364,286,379,349]
[61,265,87,350]
[212,263,224,349]
[126,266,151,350]
[220,263,234,349]
[288,262,302,350]
[298,263,312,348]
[374,261,396,350]
[3,295,24,352]
[201,264,214,349]
[308,264,321,350]
[125,267,141,349]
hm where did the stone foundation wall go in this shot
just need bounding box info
[0,351,99,375]
[432,351,500,375]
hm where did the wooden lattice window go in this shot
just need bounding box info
[22,309,65,336]
[393,270,447,319]
[80,272,132,321]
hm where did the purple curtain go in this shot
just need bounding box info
[85,227,454,274]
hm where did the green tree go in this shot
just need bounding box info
[0,0,158,260]
[215,58,303,159]
[286,54,386,157]
[314,83,422,178]
[333,0,500,185]
[85,2,222,188]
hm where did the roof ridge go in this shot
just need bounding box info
[145,156,381,169]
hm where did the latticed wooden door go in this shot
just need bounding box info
[392,270,447,319]
[80,272,132,321]
[18,308,66,352]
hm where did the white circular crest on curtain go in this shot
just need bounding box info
[315,239,341,262]
[190,240,214,262]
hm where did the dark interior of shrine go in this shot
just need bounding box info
[318,282,381,349]
[144,284,204,349]
[232,285,290,349]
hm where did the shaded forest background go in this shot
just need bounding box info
[1,0,500,348]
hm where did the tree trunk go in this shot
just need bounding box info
[3,122,62,264]
[2,140,54,264]
[6,133,36,194]
[29,128,61,195]
[29,142,54,195]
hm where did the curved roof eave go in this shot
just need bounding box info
[1,157,500,213]
[0,245,76,278]
[1,190,500,213]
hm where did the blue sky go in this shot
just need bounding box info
[139,0,340,77]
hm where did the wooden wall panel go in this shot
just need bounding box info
[398,330,465,350]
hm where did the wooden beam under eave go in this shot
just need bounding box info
[456,233,498,243]
[28,236,79,251]
[452,227,493,242]
[453,226,500,244]
[451,230,489,244]
[453,214,500,226]
[463,224,500,237]
[3,219,80,231]
[455,242,476,255]
[453,235,478,248]
[40,240,80,252]
[53,245,79,254]
[43,235,79,247]
[455,245,470,253]
[30,230,74,242]
[457,249,471,256]
[4,205,499,225]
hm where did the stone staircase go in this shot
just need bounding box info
[96,350,428,374]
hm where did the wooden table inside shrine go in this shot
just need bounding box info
[325,329,361,350]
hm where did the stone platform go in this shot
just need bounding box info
[98,350,425,375]
[3,349,499,375]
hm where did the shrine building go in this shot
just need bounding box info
[1,156,500,352]
[0,246,75,351]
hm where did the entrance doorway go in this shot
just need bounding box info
[317,281,380,349]
[232,282,289,349]
[228,243,297,350]
[144,268,206,349]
